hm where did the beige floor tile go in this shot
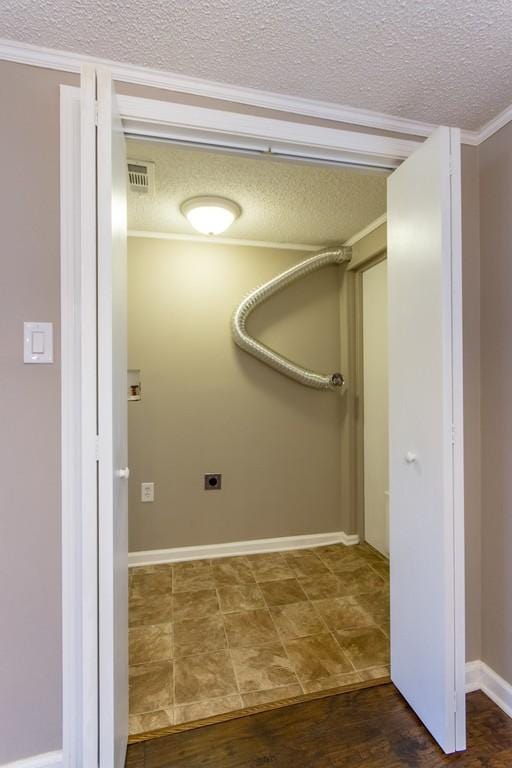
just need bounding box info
[217,584,265,613]
[212,558,256,586]
[270,601,327,640]
[224,609,279,648]
[314,596,375,631]
[130,564,173,577]
[173,559,211,573]
[129,707,174,736]
[130,570,173,600]
[301,671,362,694]
[283,550,329,578]
[298,573,347,601]
[367,558,390,580]
[174,650,238,704]
[174,693,243,725]
[314,544,364,569]
[173,614,227,658]
[334,626,390,670]
[353,589,390,631]
[172,588,219,622]
[284,633,353,683]
[172,565,215,593]
[246,553,295,582]
[230,642,297,693]
[242,683,303,707]
[334,564,386,595]
[129,661,173,714]
[129,623,173,665]
[259,578,308,606]
[129,594,173,628]
[359,665,391,681]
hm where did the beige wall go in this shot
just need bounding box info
[0,62,77,764]
[461,144,482,663]
[128,238,344,550]
[479,123,512,683]
[0,57,483,762]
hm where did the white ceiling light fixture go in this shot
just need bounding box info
[180,195,241,235]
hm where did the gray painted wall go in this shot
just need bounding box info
[0,62,77,764]
[479,122,512,684]
[128,238,343,551]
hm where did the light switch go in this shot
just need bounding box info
[24,322,53,364]
[32,331,45,354]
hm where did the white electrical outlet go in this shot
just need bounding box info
[141,482,154,502]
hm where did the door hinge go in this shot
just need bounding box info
[94,100,99,126]
[95,435,100,461]
[451,423,455,445]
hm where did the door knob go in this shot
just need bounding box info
[405,452,417,464]
[117,467,130,479]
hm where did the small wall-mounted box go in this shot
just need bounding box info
[128,369,141,401]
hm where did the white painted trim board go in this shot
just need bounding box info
[7,37,512,144]
[129,531,359,567]
[465,661,512,719]
[0,37,482,144]
[0,751,63,768]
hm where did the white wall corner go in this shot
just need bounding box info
[129,530,360,567]
[466,660,512,719]
[0,751,63,768]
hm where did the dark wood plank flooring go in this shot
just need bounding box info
[126,684,512,768]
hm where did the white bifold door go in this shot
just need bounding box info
[387,127,465,754]
[81,65,129,768]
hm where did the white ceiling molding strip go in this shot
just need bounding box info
[0,37,489,146]
[476,102,512,144]
[343,213,387,247]
[128,230,321,252]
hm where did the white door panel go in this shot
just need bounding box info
[387,126,465,754]
[97,68,129,768]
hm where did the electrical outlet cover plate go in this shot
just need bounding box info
[141,482,154,502]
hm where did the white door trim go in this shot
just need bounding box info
[60,81,463,765]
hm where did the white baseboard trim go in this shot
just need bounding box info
[1,751,63,768]
[129,530,359,567]
[466,660,512,719]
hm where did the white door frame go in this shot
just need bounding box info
[60,81,463,765]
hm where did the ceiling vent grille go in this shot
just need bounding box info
[127,159,155,195]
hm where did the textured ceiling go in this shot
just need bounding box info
[2,0,512,130]
[126,139,387,245]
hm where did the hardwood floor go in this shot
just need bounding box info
[125,684,512,767]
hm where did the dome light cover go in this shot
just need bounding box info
[180,196,241,235]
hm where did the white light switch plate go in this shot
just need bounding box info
[24,322,53,363]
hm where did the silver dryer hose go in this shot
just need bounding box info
[232,246,352,391]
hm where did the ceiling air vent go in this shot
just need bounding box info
[127,159,155,195]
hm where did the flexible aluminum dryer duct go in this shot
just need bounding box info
[232,245,352,391]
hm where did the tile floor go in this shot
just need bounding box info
[128,542,390,736]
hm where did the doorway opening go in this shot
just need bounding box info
[125,138,391,739]
[60,75,466,768]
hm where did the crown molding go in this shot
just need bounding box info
[476,102,512,144]
[128,229,321,252]
[343,213,387,247]
[0,37,491,146]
